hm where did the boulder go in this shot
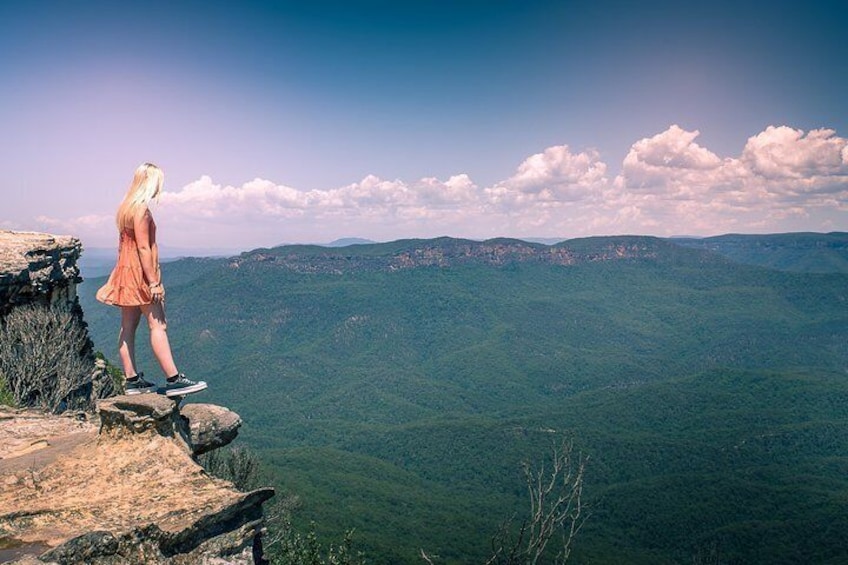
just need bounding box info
[97,394,192,456]
[97,395,242,457]
[180,403,242,456]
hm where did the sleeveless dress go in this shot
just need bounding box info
[95,220,160,307]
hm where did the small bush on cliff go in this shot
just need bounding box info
[200,445,262,491]
[268,522,365,565]
[0,378,13,406]
[94,351,127,395]
[0,304,96,412]
[200,445,366,565]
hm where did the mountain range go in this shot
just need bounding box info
[79,233,848,564]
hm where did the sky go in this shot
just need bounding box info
[1,0,846,252]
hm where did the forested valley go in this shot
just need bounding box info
[80,233,848,564]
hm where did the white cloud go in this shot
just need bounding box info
[159,173,481,222]
[488,145,608,204]
[616,125,723,194]
[741,126,848,180]
[27,214,114,244]
[608,125,848,235]
[415,174,478,206]
[17,125,847,248]
[159,176,316,219]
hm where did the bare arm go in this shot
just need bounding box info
[133,208,160,286]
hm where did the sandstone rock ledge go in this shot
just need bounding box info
[0,396,274,564]
[0,230,82,316]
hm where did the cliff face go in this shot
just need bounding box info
[0,231,84,317]
[0,230,115,410]
[0,231,274,564]
[0,396,274,564]
[226,235,710,275]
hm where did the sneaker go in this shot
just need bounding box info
[163,374,208,397]
[125,373,157,395]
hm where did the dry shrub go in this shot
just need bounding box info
[0,303,98,412]
[199,445,262,492]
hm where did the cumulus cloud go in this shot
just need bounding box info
[149,171,486,246]
[742,126,848,180]
[160,173,480,219]
[160,176,318,219]
[606,124,848,234]
[19,124,846,248]
[617,124,723,193]
[415,174,478,206]
[497,145,607,197]
[28,214,114,243]
[146,124,848,244]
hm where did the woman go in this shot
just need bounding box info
[96,162,207,397]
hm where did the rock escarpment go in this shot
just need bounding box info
[226,235,703,274]
[0,231,83,316]
[0,395,274,564]
[0,230,115,409]
[1,231,274,563]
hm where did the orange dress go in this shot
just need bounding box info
[95,222,160,307]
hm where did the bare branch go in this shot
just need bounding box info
[487,435,589,565]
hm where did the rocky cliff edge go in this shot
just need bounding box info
[0,395,274,564]
[0,231,82,316]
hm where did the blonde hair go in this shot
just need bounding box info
[116,162,164,230]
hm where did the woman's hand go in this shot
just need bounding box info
[149,281,165,302]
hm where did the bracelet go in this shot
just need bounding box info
[149,281,162,290]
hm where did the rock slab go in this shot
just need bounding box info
[97,395,243,457]
[180,403,243,456]
[0,395,273,564]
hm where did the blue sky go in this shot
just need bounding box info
[1,0,846,250]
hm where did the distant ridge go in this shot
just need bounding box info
[323,237,376,247]
[671,232,848,274]
[82,233,846,279]
[519,237,566,245]
[229,235,724,274]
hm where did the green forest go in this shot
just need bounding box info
[79,234,848,564]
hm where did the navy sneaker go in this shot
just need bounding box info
[163,374,208,397]
[125,373,157,395]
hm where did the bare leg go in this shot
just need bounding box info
[118,306,142,377]
[141,301,179,377]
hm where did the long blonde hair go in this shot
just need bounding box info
[116,162,164,230]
